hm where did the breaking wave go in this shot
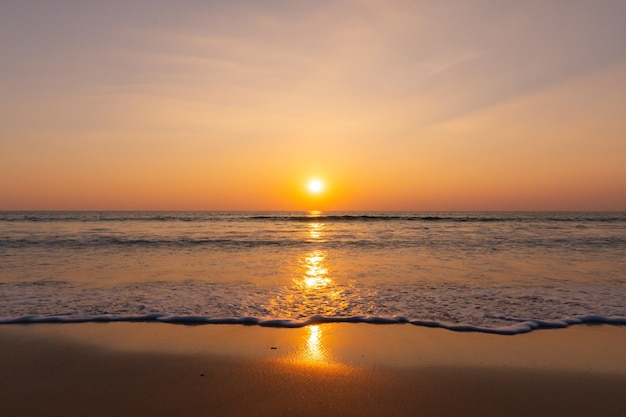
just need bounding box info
[1,313,624,335]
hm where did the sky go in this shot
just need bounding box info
[1,0,625,211]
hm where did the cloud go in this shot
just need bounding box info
[2,1,625,144]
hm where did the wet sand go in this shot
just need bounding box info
[1,323,625,417]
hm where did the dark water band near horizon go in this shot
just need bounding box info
[1,211,624,334]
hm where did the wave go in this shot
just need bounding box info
[4,235,624,250]
[1,212,624,223]
[0,237,306,249]
[3,234,625,250]
[0,213,212,223]
[250,214,626,223]
[0,314,624,335]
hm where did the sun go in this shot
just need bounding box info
[307,179,324,194]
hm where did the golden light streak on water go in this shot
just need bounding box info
[267,218,351,318]
[298,250,331,290]
[308,222,323,239]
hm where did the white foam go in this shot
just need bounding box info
[1,314,624,335]
[1,278,624,334]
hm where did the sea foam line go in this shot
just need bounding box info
[0,314,624,335]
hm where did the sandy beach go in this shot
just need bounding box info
[1,323,624,417]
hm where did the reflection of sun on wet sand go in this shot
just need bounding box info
[275,324,339,369]
[306,325,323,360]
[1,323,625,417]
[282,324,356,372]
[292,324,336,368]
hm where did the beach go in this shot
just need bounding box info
[1,212,624,415]
[1,323,625,417]
[3,0,626,414]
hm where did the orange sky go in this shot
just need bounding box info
[1,1,625,211]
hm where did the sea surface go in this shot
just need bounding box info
[1,211,624,334]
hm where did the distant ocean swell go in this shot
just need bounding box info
[1,212,624,223]
[1,235,624,250]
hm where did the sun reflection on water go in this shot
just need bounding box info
[308,222,323,239]
[297,250,331,290]
[267,220,350,324]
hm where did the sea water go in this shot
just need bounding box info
[1,211,624,334]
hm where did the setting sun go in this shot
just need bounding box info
[307,179,324,194]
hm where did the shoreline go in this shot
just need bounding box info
[1,323,625,417]
[2,314,625,335]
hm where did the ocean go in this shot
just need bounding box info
[1,211,624,334]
